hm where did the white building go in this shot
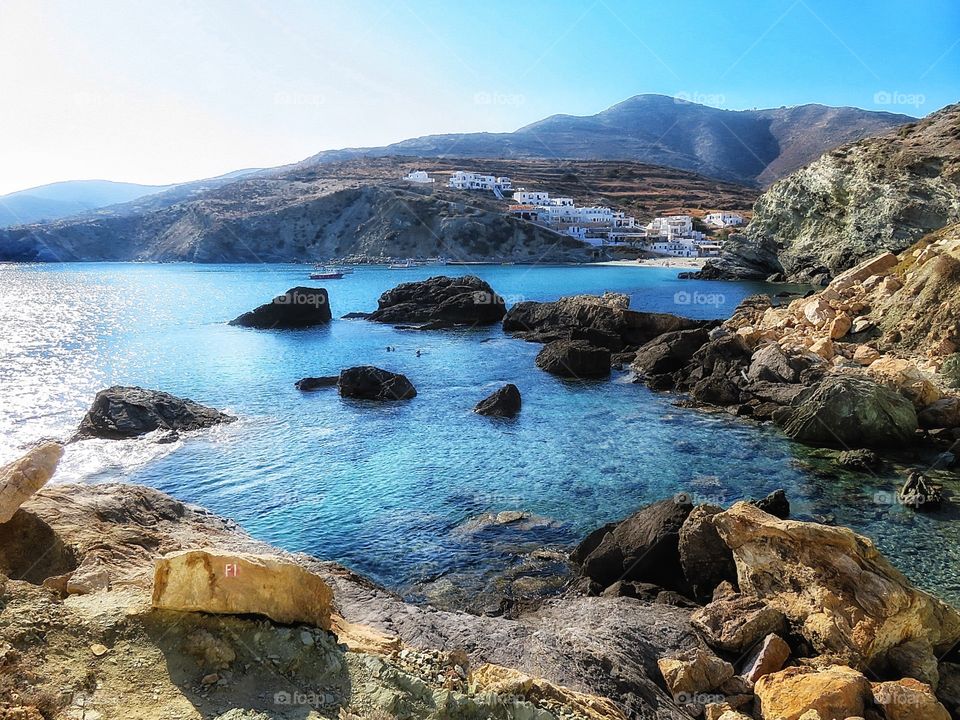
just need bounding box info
[704,211,744,227]
[448,171,512,191]
[647,239,700,257]
[403,170,435,184]
[647,215,695,240]
[512,190,550,205]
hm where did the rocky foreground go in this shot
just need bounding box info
[1,444,959,720]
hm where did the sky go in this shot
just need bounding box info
[0,0,957,195]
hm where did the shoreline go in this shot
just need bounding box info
[590,257,708,269]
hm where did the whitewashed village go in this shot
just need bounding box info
[403,168,744,259]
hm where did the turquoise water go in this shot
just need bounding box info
[2,262,958,606]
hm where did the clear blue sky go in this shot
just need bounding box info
[0,0,957,194]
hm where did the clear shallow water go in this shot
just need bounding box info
[2,262,958,606]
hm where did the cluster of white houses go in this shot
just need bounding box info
[401,168,743,257]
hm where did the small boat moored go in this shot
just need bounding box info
[310,266,344,280]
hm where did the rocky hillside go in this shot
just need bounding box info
[700,102,960,283]
[304,95,913,186]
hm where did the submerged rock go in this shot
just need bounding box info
[295,376,339,391]
[535,339,611,379]
[898,470,943,510]
[74,386,235,440]
[474,384,522,418]
[337,366,417,401]
[368,275,505,326]
[229,287,332,328]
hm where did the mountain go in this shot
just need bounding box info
[699,102,960,283]
[301,95,915,186]
[0,179,168,227]
[0,170,264,228]
[0,157,755,264]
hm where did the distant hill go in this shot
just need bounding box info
[301,95,914,186]
[0,170,264,228]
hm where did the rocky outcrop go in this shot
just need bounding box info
[74,386,235,440]
[152,549,334,629]
[572,496,692,592]
[474,384,522,418]
[699,103,960,283]
[535,339,611,378]
[368,275,506,326]
[632,327,712,378]
[0,443,63,523]
[712,502,960,669]
[337,366,417,401]
[229,287,332,328]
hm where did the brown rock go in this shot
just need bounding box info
[658,647,735,700]
[712,503,960,668]
[829,314,853,340]
[152,549,333,629]
[853,345,881,366]
[0,443,64,524]
[828,252,899,292]
[917,397,960,429]
[867,356,941,407]
[742,633,791,683]
[691,594,787,654]
[66,555,110,595]
[754,665,871,720]
[678,504,737,600]
[871,678,950,720]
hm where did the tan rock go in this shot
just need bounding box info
[152,549,333,629]
[66,555,110,595]
[871,678,950,720]
[828,252,899,292]
[810,337,835,360]
[691,595,786,653]
[853,345,881,366]
[742,633,791,683]
[471,663,628,720]
[658,647,734,700]
[716,712,753,720]
[803,297,836,327]
[882,275,904,294]
[829,313,853,340]
[712,503,960,668]
[331,615,401,655]
[0,443,64,523]
[867,356,941,407]
[754,665,870,720]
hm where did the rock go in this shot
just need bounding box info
[504,293,708,348]
[152,549,333,629]
[337,366,417,401]
[678,504,737,600]
[835,449,881,471]
[829,313,853,340]
[809,337,835,360]
[755,665,871,720]
[742,633,791,683]
[751,489,790,519]
[828,252,900,292]
[886,638,940,689]
[871,678,951,720]
[90,643,109,657]
[535,340,611,379]
[867,357,941,407]
[66,555,110,594]
[573,496,693,591]
[712,502,960,667]
[748,343,800,383]
[74,386,235,440]
[632,327,712,378]
[853,345,881,366]
[897,470,943,510]
[658,647,735,700]
[229,287,332,328]
[0,443,63,524]
[918,397,960,429]
[474,384,521,418]
[367,275,505,326]
[691,594,787,654]
[937,662,960,716]
[294,376,338,391]
[780,375,918,448]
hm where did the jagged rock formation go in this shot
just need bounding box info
[337,366,417,401]
[700,103,960,282]
[368,275,506,326]
[474,384,522,418]
[229,286,332,328]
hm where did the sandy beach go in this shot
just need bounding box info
[592,257,708,269]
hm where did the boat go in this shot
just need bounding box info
[309,266,344,280]
[388,260,415,269]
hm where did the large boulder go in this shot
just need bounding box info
[690,593,787,654]
[779,375,918,448]
[678,504,737,600]
[712,502,960,668]
[368,275,505,326]
[474,384,522,418]
[504,293,708,348]
[74,386,235,440]
[229,287,332,328]
[872,678,951,720]
[754,665,871,720]
[632,327,712,379]
[152,549,333,630]
[658,647,734,701]
[0,443,64,524]
[535,340,611,379]
[572,496,693,591]
[337,366,417,401]
[747,343,801,383]
[917,396,960,429]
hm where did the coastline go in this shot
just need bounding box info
[590,257,708,269]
